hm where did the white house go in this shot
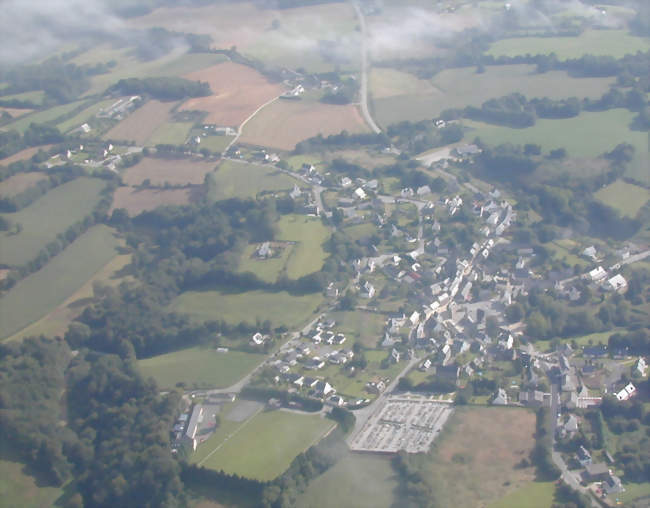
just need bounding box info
[588,266,607,282]
[492,388,508,405]
[605,274,627,292]
[354,187,367,200]
[616,383,636,401]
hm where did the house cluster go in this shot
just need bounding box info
[97,95,141,120]
[575,447,624,497]
[288,183,320,216]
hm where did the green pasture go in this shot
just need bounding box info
[464,108,647,158]
[5,100,85,133]
[208,160,297,201]
[147,121,194,145]
[296,453,396,508]
[328,310,386,348]
[0,225,121,339]
[487,29,650,59]
[0,177,106,266]
[488,482,556,508]
[594,180,648,217]
[170,289,324,329]
[0,448,63,508]
[0,90,46,105]
[372,64,615,126]
[237,243,291,283]
[276,215,330,279]
[138,347,265,389]
[195,134,234,153]
[196,410,334,481]
[56,98,115,133]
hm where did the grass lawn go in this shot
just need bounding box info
[138,347,265,389]
[487,29,650,59]
[0,225,121,339]
[488,481,556,508]
[295,453,397,508]
[208,160,297,201]
[464,109,647,158]
[594,180,649,218]
[620,482,650,505]
[196,410,334,481]
[146,121,194,145]
[328,310,386,348]
[276,215,330,279]
[171,289,324,329]
[0,177,106,266]
[0,449,63,508]
[342,222,377,242]
[237,243,291,283]
[371,64,615,126]
[543,240,589,269]
[5,101,85,133]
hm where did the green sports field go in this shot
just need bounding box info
[196,410,334,481]
[0,177,106,267]
[207,160,297,201]
[138,347,265,389]
[0,225,121,339]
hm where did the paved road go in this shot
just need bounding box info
[352,2,381,134]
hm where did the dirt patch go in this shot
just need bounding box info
[0,145,53,166]
[180,62,284,127]
[110,186,200,216]
[122,156,217,186]
[0,172,48,197]
[239,100,369,151]
[104,100,177,145]
[429,407,537,508]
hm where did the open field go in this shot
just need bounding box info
[104,100,177,145]
[328,310,386,348]
[371,65,616,126]
[0,90,46,105]
[239,98,369,151]
[488,481,556,508]
[0,225,121,339]
[0,145,52,166]
[0,177,106,266]
[620,482,650,505]
[487,29,650,59]
[296,453,397,508]
[426,407,537,508]
[138,347,264,389]
[0,172,48,197]
[237,243,291,283]
[197,410,334,481]
[4,101,85,133]
[0,107,34,119]
[147,121,194,145]
[594,180,648,218]
[7,252,133,342]
[110,186,199,216]
[181,62,284,127]
[277,215,330,278]
[464,108,647,158]
[208,160,296,200]
[56,98,115,133]
[122,157,217,186]
[170,289,324,328]
[0,449,63,508]
[196,134,234,154]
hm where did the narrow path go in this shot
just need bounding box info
[224,96,280,154]
[352,2,381,134]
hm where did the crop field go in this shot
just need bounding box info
[487,29,650,59]
[147,121,194,145]
[110,186,198,216]
[464,108,647,158]
[170,289,324,329]
[5,100,85,133]
[207,160,296,200]
[425,407,537,508]
[0,449,63,508]
[0,225,121,340]
[0,177,106,267]
[104,100,178,145]
[137,347,264,389]
[594,180,649,217]
[328,310,386,348]
[488,482,556,508]
[296,453,397,508]
[181,62,284,127]
[239,98,369,151]
[56,98,116,133]
[237,243,291,283]
[276,215,330,278]
[371,65,616,126]
[0,145,52,166]
[0,172,48,197]
[7,252,133,342]
[197,410,334,481]
[123,157,217,186]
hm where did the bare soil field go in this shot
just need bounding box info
[122,157,217,186]
[239,100,369,151]
[0,172,48,197]
[0,145,52,166]
[110,186,200,216]
[428,407,537,508]
[104,100,177,145]
[180,62,284,127]
[0,107,33,119]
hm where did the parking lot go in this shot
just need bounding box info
[350,396,453,453]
